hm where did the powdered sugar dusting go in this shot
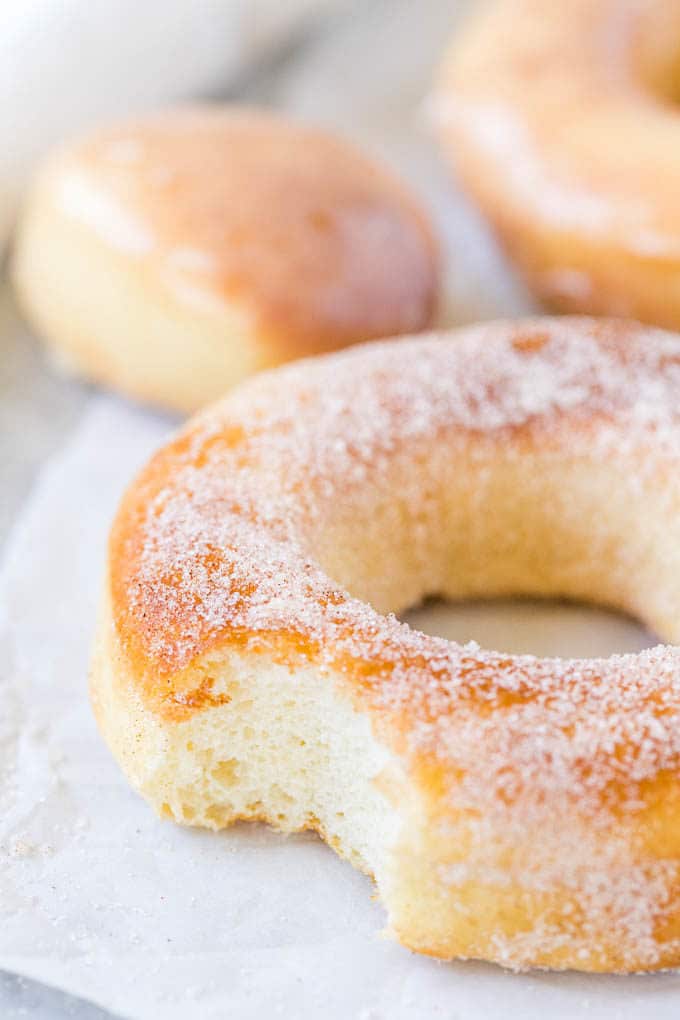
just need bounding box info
[114,318,680,968]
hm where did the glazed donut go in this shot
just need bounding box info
[91,317,680,973]
[11,106,437,413]
[433,0,680,328]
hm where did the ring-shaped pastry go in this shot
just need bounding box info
[92,317,680,972]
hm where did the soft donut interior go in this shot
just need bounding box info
[94,616,401,879]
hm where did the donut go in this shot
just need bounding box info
[11,106,438,413]
[91,316,680,973]
[432,0,680,329]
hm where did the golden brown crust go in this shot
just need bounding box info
[432,0,680,329]
[13,106,438,411]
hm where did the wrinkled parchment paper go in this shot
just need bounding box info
[3,1,680,1015]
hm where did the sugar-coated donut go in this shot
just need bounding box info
[12,106,437,413]
[92,317,680,973]
[433,0,680,329]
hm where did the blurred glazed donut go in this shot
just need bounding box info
[433,0,680,328]
[0,0,341,246]
[92,317,680,972]
[12,106,437,413]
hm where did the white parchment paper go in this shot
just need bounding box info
[3,1,680,1014]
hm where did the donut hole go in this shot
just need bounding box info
[402,598,656,659]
